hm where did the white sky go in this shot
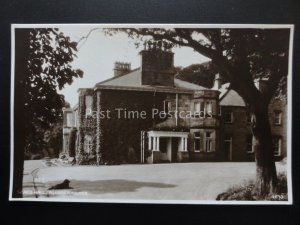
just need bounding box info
[58,26,209,107]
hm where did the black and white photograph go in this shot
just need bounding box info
[10,24,293,204]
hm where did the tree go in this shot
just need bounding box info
[175,62,219,88]
[13,28,83,197]
[107,28,290,196]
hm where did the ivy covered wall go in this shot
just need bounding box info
[99,89,167,164]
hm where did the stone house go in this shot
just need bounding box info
[62,44,287,164]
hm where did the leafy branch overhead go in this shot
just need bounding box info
[106,28,289,104]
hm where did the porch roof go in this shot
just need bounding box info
[147,130,189,138]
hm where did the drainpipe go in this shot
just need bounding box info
[175,93,178,127]
[142,131,145,163]
[140,131,143,163]
[140,131,145,163]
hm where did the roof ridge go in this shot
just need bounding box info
[95,67,141,86]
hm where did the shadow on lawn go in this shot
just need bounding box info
[50,179,177,194]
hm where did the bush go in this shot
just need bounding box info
[216,173,288,201]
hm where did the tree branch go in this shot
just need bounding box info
[77,28,101,50]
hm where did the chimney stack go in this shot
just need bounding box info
[113,62,131,77]
[140,40,175,86]
[212,73,223,90]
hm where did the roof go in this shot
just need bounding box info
[218,83,230,99]
[95,68,208,93]
[174,78,207,91]
[72,104,79,111]
[95,84,196,94]
[96,68,141,87]
[219,88,246,107]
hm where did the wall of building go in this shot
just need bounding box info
[97,89,167,163]
[155,91,219,129]
[220,98,287,162]
[220,106,253,162]
[269,98,287,159]
[189,128,218,162]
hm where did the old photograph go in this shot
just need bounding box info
[10,24,293,204]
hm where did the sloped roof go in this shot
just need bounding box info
[220,87,246,107]
[174,78,207,90]
[95,67,207,93]
[96,68,141,87]
[218,83,230,99]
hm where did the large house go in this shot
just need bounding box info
[62,44,287,165]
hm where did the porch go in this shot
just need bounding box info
[142,130,190,163]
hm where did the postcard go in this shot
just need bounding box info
[10,24,293,204]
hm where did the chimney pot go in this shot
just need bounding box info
[113,62,131,77]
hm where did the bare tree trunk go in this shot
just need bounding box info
[251,102,277,196]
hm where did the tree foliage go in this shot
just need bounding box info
[22,28,83,143]
[175,62,219,88]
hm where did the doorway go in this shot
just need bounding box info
[171,138,179,162]
[224,136,232,161]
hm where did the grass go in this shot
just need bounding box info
[216,173,288,201]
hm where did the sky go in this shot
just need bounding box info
[58,26,209,107]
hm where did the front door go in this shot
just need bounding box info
[224,139,232,161]
[171,138,179,162]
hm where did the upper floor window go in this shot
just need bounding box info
[224,110,233,123]
[194,102,200,112]
[74,111,78,127]
[206,101,213,114]
[66,112,73,127]
[85,95,93,115]
[194,101,204,112]
[164,100,172,113]
[274,111,282,125]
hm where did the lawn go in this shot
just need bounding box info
[22,160,287,202]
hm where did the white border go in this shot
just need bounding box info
[9,24,294,205]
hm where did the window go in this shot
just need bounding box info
[194,101,204,112]
[194,102,201,112]
[66,113,73,127]
[74,111,78,127]
[194,132,202,152]
[84,135,92,154]
[206,101,213,114]
[164,100,172,113]
[193,101,205,118]
[224,110,233,123]
[205,131,213,152]
[85,95,93,115]
[274,111,282,125]
[273,136,281,156]
[246,135,253,153]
